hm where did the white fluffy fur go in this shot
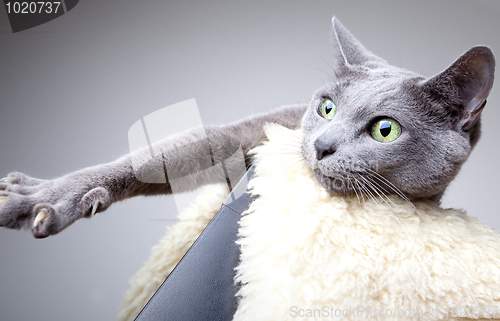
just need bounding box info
[117,124,500,321]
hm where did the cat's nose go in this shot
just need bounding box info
[314,139,336,160]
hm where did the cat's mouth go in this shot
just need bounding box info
[311,157,373,194]
[312,168,359,196]
[312,166,409,203]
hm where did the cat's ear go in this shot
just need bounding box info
[424,46,495,131]
[331,17,386,70]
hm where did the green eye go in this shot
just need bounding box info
[318,98,337,120]
[370,118,402,143]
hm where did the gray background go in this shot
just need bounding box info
[0,1,499,320]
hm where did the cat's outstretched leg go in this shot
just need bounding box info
[0,104,306,238]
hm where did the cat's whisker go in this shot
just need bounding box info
[261,151,303,159]
[271,158,303,170]
[361,175,402,213]
[343,176,350,195]
[265,151,303,157]
[275,136,302,147]
[288,130,305,139]
[264,147,302,156]
[260,139,301,147]
[281,158,307,173]
[369,172,411,206]
[261,151,307,175]
[268,139,302,146]
[264,146,301,153]
[297,53,336,80]
[360,175,417,241]
[365,169,414,208]
[300,64,334,81]
[264,143,302,152]
[388,212,415,242]
[351,177,363,205]
[281,137,305,147]
[355,175,380,205]
[352,178,365,205]
[279,129,303,137]
[358,175,389,208]
[359,175,388,201]
[365,175,392,197]
[371,180,403,212]
[271,143,302,151]
[348,176,362,208]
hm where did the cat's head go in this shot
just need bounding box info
[301,18,495,201]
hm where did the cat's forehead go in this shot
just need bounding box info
[319,67,425,117]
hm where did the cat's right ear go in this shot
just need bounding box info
[331,17,386,72]
[423,46,495,131]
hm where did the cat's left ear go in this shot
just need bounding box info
[424,46,495,131]
[331,17,387,71]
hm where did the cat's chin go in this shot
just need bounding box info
[312,169,352,196]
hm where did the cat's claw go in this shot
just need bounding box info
[30,205,56,239]
[33,209,47,229]
[91,201,99,217]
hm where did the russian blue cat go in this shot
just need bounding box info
[0,18,495,241]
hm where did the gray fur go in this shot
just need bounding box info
[0,17,495,238]
[0,104,305,238]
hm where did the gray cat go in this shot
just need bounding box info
[0,18,495,239]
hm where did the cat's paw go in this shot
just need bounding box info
[0,172,111,238]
